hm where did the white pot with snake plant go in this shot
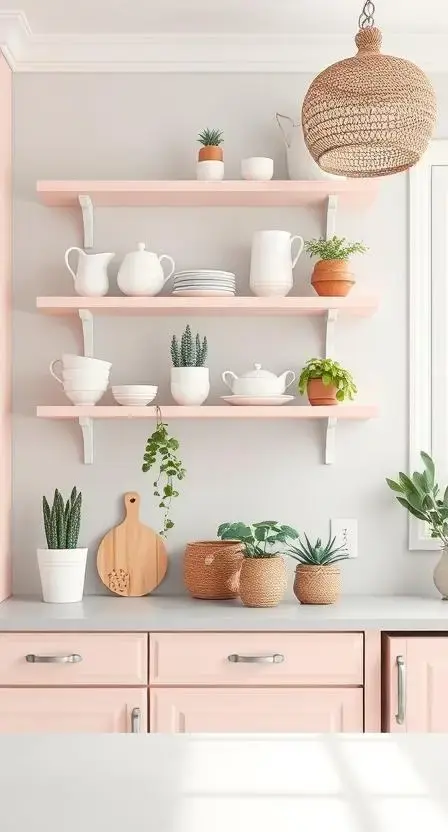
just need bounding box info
[38,487,87,603]
[387,452,448,600]
[170,325,209,406]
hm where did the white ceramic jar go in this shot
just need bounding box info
[241,157,274,181]
[196,161,225,181]
[117,243,175,296]
[222,364,295,397]
[171,367,210,406]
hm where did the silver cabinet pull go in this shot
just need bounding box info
[25,653,82,664]
[395,655,406,725]
[228,653,284,664]
[131,707,141,733]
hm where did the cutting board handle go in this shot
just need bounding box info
[124,492,140,518]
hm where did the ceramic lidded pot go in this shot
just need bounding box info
[183,541,243,600]
[222,364,295,397]
[239,556,287,608]
[117,242,175,296]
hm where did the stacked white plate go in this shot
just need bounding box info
[172,270,236,297]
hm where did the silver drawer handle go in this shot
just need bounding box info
[228,653,284,664]
[131,707,141,733]
[395,655,406,725]
[25,653,82,664]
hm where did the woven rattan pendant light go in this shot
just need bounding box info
[302,1,437,178]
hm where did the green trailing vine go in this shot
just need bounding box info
[142,407,186,536]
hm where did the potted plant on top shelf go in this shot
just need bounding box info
[304,235,368,297]
[298,358,357,406]
[38,487,87,603]
[197,128,224,181]
[287,532,349,605]
[217,521,299,607]
[171,324,209,405]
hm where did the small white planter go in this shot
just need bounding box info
[37,548,88,603]
[171,367,210,406]
[434,546,448,600]
[196,161,224,181]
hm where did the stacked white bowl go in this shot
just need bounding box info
[49,354,111,405]
[112,385,158,406]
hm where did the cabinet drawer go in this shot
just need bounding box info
[0,633,148,686]
[150,632,363,686]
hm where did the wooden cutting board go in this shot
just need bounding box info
[97,492,168,596]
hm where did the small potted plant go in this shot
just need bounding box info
[197,128,224,181]
[142,406,186,536]
[217,521,298,607]
[298,358,357,406]
[38,487,87,603]
[171,324,209,405]
[386,451,448,599]
[287,533,348,605]
[304,235,368,297]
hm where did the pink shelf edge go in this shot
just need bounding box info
[36,405,379,420]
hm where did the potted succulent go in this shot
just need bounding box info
[171,324,209,405]
[217,521,299,607]
[142,406,186,537]
[287,533,348,605]
[304,235,368,297]
[197,128,224,181]
[38,487,87,603]
[298,358,357,406]
[386,451,448,599]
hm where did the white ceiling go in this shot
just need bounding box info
[1,0,447,36]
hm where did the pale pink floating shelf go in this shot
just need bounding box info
[36,296,379,317]
[36,405,378,420]
[36,179,378,208]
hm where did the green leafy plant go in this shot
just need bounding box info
[198,128,224,147]
[298,358,357,402]
[42,487,82,549]
[142,407,186,536]
[217,521,299,558]
[304,235,368,261]
[171,325,208,367]
[287,533,348,565]
[386,451,448,545]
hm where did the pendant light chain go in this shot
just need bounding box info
[358,1,375,29]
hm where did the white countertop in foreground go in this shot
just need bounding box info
[0,594,448,631]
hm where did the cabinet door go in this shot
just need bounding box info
[0,688,147,733]
[384,636,448,732]
[151,687,363,733]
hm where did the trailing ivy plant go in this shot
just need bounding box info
[298,358,357,402]
[304,235,368,261]
[217,521,299,558]
[386,451,448,546]
[142,407,186,537]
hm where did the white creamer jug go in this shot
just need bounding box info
[65,247,114,297]
[276,112,345,181]
[250,230,304,297]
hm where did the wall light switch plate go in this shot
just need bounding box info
[331,518,358,558]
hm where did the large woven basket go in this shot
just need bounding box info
[183,541,243,600]
[239,557,286,608]
[294,565,341,605]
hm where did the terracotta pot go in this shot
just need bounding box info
[183,540,243,600]
[239,556,286,608]
[293,565,341,605]
[198,146,223,162]
[307,378,338,406]
[311,259,354,297]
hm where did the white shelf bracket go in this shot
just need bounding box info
[325,417,337,465]
[78,309,94,357]
[79,417,94,465]
[326,194,338,240]
[325,309,338,357]
[78,194,94,249]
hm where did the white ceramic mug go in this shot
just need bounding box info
[250,229,304,297]
[50,360,109,386]
[61,354,112,371]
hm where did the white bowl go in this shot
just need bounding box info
[62,354,112,371]
[196,160,224,181]
[64,389,105,405]
[112,385,157,396]
[241,157,274,181]
[114,398,156,407]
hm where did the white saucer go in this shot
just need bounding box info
[221,395,295,406]
[173,289,236,297]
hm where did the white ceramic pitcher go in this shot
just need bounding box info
[65,247,114,297]
[276,112,344,181]
[250,230,304,297]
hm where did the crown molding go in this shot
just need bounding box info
[0,11,447,73]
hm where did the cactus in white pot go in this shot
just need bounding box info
[170,325,210,405]
[38,487,88,603]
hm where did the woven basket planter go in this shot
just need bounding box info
[307,378,338,406]
[183,540,243,600]
[294,565,341,605]
[239,556,287,608]
[311,260,354,298]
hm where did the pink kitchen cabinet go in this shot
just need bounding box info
[384,636,448,732]
[151,687,363,733]
[0,688,147,733]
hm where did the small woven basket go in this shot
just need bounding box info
[294,565,341,605]
[183,541,243,600]
[239,556,287,608]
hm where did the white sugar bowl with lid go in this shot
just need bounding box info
[221,363,296,397]
[117,242,175,296]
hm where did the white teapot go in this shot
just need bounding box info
[222,363,296,397]
[117,242,175,296]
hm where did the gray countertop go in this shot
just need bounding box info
[0,594,448,631]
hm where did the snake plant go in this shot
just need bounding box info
[42,487,82,549]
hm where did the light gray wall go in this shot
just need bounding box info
[11,73,448,597]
